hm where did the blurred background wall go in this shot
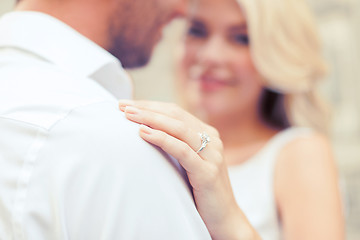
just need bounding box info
[1,0,359,239]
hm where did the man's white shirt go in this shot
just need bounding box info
[0,11,211,240]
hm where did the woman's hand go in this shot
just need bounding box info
[119,100,260,240]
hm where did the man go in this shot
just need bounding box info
[0,0,211,239]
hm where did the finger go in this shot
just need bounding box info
[119,100,220,139]
[124,106,202,151]
[124,106,219,157]
[119,100,200,126]
[139,125,206,174]
[118,99,135,111]
[119,99,170,114]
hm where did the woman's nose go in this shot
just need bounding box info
[197,36,228,66]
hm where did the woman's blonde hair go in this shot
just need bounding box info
[238,0,330,133]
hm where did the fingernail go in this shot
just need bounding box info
[125,106,139,115]
[119,99,134,111]
[140,124,152,135]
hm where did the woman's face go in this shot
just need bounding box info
[179,0,264,121]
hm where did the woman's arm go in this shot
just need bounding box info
[119,100,261,240]
[275,133,345,240]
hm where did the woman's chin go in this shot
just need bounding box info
[197,104,232,119]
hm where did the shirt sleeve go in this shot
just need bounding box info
[22,101,211,240]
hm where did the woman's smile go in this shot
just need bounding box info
[198,74,237,92]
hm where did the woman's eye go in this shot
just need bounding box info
[187,26,207,38]
[233,34,249,45]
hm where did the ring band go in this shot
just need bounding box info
[196,132,211,153]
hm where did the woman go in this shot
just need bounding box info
[119,0,345,239]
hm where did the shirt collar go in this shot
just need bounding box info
[0,11,133,99]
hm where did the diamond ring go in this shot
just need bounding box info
[196,132,211,153]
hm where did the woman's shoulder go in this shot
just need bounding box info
[273,130,343,239]
[260,127,322,158]
[275,127,334,173]
[277,128,332,160]
[274,127,337,201]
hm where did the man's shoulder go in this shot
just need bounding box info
[49,100,141,142]
[39,100,193,205]
[28,100,210,240]
[0,54,112,100]
[0,55,114,130]
[0,92,210,240]
[47,100,161,160]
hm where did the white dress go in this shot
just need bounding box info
[228,127,312,240]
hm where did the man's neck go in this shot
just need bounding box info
[15,0,112,50]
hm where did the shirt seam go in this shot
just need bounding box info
[6,100,116,239]
[0,100,115,132]
[46,100,116,131]
[11,127,49,240]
